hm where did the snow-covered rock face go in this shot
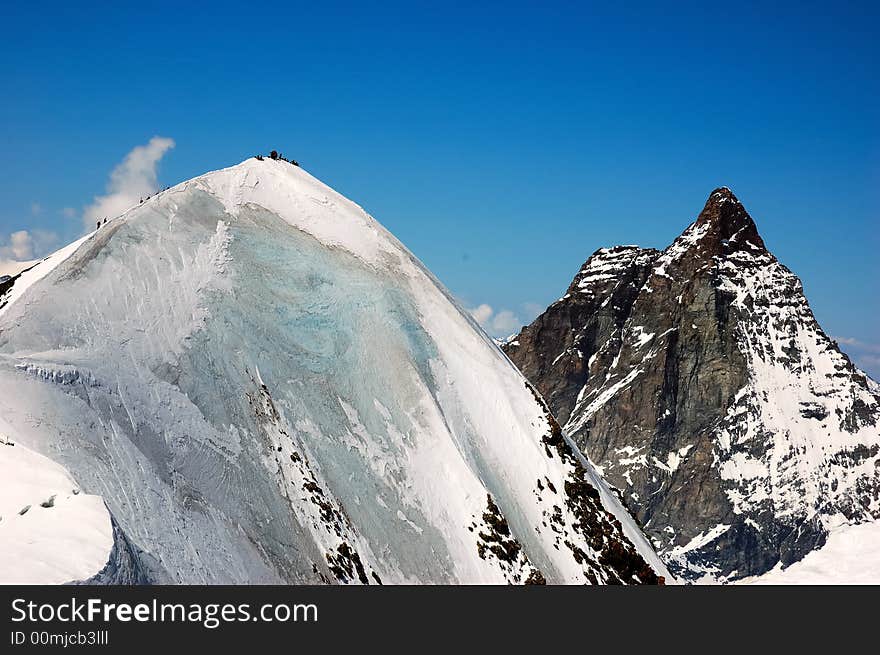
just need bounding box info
[0,158,667,584]
[505,187,880,582]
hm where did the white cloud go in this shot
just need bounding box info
[83,136,175,231]
[470,303,494,326]
[468,303,525,338]
[1,137,172,268]
[491,310,521,335]
[0,231,34,261]
[0,229,59,263]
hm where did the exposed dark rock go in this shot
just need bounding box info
[0,261,42,313]
[475,494,522,564]
[326,542,370,585]
[248,372,379,585]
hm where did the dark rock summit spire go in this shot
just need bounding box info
[694,186,766,252]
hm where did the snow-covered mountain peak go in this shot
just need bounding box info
[180,157,401,268]
[0,158,668,584]
[637,187,769,299]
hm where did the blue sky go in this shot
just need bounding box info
[1,1,877,375]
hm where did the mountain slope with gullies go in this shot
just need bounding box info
[504,188,880,582]
[0,157,668,585]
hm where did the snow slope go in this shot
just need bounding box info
[0,259,39,278]
[739,521,880,584]
[0,234,117,584]
[0,425,113,585]
[0,233,94,319]
[0,158,668,584]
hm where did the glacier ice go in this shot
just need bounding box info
[0,159,668,584]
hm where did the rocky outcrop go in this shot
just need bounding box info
[506,246,659,428]
[505,188,880,581]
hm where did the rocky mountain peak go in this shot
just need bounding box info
[504,187,880,582]
[692,186,766,253]
[706,185,737,203]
